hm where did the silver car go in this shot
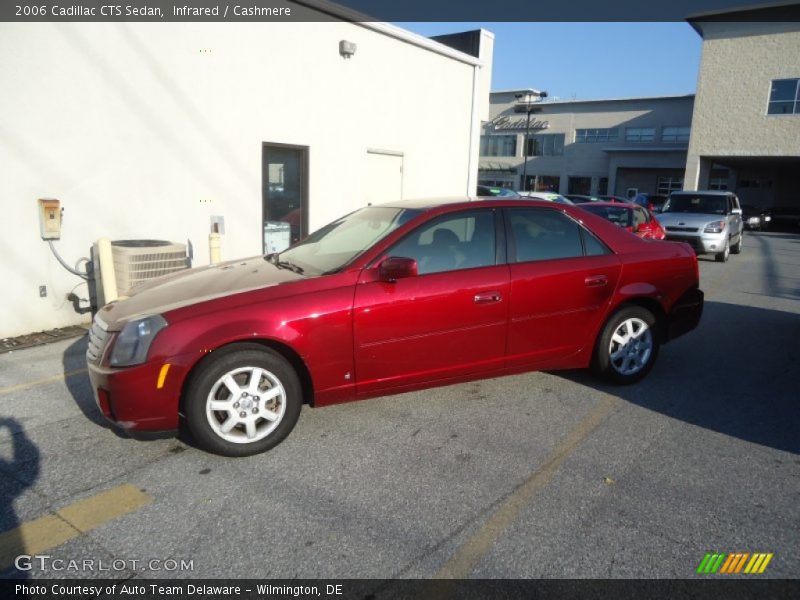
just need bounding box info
[658,191,744,262]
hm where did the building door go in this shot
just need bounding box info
[365,149,403,205]
[262,143,309,252]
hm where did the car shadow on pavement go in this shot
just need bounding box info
[0,418,40,579]
[62,336,127,439]
[555,300,799,455]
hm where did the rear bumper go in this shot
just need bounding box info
[665,288,704,342]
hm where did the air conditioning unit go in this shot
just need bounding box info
[90,239,190,310]
[111,240,189,295]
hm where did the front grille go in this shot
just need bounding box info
[666,235,702,250]
[87,315,109,364]
[665,226,699,233]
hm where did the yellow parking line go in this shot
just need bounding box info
[0,368,87,397]
[435,394,619,579]
[0,484,152,569]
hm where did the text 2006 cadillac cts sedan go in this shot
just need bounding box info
[87,199,703,456]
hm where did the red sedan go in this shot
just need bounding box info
[578,202,666,240]
[87,199,702,456]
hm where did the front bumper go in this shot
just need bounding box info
[87,358,188,433]
[665,288,704,342]
[664,231,727,255]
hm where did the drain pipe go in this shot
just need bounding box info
[209,223,221,265]
[96,237,118,304]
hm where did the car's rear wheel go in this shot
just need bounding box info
[184,345,302,456]
[715,239,730,262]
[731,231,743,254]
[593,306,660,384]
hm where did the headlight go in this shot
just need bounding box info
[109,315,168,367]
[765,215,772,222]
[704,220,726,234]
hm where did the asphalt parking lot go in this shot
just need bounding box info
[0,231,798,581]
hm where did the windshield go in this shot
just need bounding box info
[272,206,422,276]
[663,194,727,215]
[581,204,633,227]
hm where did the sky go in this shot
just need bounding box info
[399,22,702,100]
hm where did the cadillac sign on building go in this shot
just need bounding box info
[490,115,550,130]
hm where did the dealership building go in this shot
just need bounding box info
[479,92,696,197]
[0,6,493,337]
[683,4,800,208]
[481,3,800,209]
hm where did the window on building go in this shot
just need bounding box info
[662,127,691,142]
[568,177,592,195]
[657,176,683,194]
[598,177,609,195]
[767,78,800,115]
[526,133,565,156]
[478,179,514,189]
[739,179,773,189]
[709,179,728,191]
[625,127,656,142]
[534,175,560,192]
[480,135,517,157]
[575,128,618,143]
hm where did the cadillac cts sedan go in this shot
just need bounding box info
[87,199,703,456]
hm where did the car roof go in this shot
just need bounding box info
[579,201,636,209]
[371,197,582,213]
[669,190,731,196]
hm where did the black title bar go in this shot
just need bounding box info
[3,0,800,22]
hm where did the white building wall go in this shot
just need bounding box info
[0,19,491,337]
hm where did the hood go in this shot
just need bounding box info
[98,256,304,330]
[657,212,725,228]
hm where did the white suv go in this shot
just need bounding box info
[658,191,744,262]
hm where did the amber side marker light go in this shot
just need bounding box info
[156,364,171,389]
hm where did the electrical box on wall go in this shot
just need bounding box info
[38,198,62,240]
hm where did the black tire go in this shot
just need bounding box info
[592,305,660,385]
[184,344,302,457]
[715,239,730,262]
[731,231,743,254]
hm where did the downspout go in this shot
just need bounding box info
[467,63,480,195]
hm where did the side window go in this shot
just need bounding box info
[581,229,611,256]
[509,209,584,262]
[387,210,496,275]
[633,208,647,228]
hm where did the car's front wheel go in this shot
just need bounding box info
[593,306,660,384]
[184,344,302,456]
[731,231,743,254]
[715,239,730,262]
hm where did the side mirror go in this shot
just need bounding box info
[732,208,742,215]
[379,256,418,282]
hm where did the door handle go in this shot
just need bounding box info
[474,291,502,304]
[584,275,608,287]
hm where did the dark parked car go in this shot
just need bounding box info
[741,204,771,231]
[87,199,703,456]
[578,202,666,240]
[477,185,521,198]
[767,206,800,231]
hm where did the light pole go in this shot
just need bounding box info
[515,90,547,192]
